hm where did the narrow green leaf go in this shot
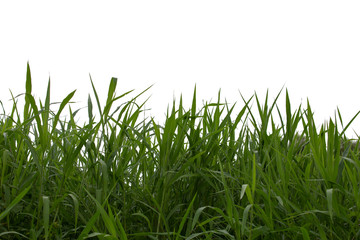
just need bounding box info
[89,75,103,119]
[252,153,256,198]
[84,189,119,239]
[24,62,32,121]
[51,90,76,134]
[191,206,207,231]
[300,227,310,240]
[77,210,101,240]
[68,193,79,231]
[43,196,50,240]
[241,204,252,235]
[88,94,93,124]
[326,188,333,222]
[175,193,197,240]
[0,184,32,221]
[42,78,51,148]
[26,62,32,95]
[0,231,29,239]
[133,212,152,232]
[103,77,118,119]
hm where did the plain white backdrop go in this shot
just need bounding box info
[1,1,360,137]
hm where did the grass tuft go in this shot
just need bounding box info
[1,64,360,239]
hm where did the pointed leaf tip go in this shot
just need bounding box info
[26,62,32,94]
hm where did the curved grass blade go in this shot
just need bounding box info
[175,193,197,240]
[0,184,32,221]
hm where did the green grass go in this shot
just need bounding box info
[1,63,360,239]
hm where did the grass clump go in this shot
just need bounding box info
[1,63,360,239]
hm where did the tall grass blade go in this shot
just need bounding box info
[175,193,197,240]
[42,196,50,240]
[0,185,32,221]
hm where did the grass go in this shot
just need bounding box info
[1,63,360,239]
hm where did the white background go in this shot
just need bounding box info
[1,1,360,137]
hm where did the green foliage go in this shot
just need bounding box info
[1,64,360,239]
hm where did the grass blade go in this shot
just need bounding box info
[0,185,32,222]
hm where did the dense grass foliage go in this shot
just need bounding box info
[1,64,360,239]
